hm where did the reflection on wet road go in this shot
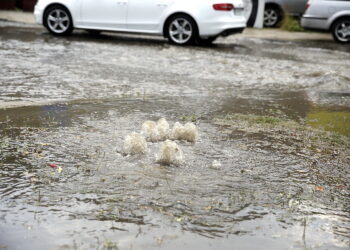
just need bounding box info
[0,21,349,249]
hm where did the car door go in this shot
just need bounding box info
[283,0,307,16]
[80,0,128,30]
[127,0,173,33]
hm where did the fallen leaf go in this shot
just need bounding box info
[49,164,58,169]
[315,186,324,192]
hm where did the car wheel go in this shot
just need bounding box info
[331,18,350,43]
[44,5,73,36]
[166,15,197,45]
[264,6,282,28]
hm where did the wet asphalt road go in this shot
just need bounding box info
[0,21,349,250]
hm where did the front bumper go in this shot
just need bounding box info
[34,3,44,25]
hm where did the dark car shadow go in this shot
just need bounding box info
[47,30,169,47]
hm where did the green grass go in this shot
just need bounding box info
[219,114,286,125]
[280,16,305,32]
[214,113,350,159]
[181,114,201,123]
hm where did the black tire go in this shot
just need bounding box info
[44,5,73,36]
[264,5,283,28]
[196,36,217,46]
[247,0,259,27]
[165,14,198,45]
[331,18,350,44]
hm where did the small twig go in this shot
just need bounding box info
[302,217,307,247]
[38,190,41,203]
[164,175,174,195]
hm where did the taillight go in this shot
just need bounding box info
[213,3,234,11]
[306,0,311,9]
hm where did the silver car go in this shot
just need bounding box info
[301,0,350,43]
[264,0,308,27]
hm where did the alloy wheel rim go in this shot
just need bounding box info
[169,18,192,44]
[47,9,70,33]
[264,9,278,26]
[335,21,350,42]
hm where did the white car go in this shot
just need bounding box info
[34,0,246,45]
[301,0,350,43]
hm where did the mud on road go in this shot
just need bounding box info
[0,22,349,249]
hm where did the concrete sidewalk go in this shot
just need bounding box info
[0,10,36,24]
[0,10,332,41]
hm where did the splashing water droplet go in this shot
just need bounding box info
[123,132,148,155]
[156,140,184,166]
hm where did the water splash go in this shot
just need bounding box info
[156,140,184,166]
[156,118,170,141]
[123,132,148,155]
[141,120,159,142]
[211,160,222,169]
[141,118,170,142]
[171,122,199,143]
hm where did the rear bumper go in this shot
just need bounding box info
[219,27,245,37]
[301,16,329,31]
[198,18,246,38]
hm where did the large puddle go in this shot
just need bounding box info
[0,22,349,249]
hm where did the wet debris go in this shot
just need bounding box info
[48,163,63,173]
[49,163,58,169]
[314,186,325,192]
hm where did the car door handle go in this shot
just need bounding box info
[117,1,127,5]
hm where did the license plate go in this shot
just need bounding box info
[234,8,244,16]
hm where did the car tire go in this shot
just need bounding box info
[166,14,198,45]
[44,5,73,36]
[264,5,283,28]
[331,18,350,44]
